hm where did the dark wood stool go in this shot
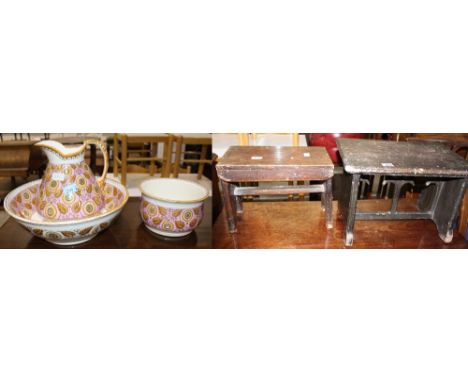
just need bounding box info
[337,138,468,246]
[216,146,334,233]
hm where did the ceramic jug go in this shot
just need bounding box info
[35,139,109,220]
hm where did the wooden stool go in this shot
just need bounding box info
[216,146,334,233]
[337,138,468,246]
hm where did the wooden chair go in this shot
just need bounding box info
[0,133,31,141]
[172,134,212,179]
[113,134,174,186]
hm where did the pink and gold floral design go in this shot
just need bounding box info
[9,181,126,222]
[5,179,128,246]
[38,161,105,220]
[140,199,204,236]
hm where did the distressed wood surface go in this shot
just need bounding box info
[216,146,334,182]
[337,138,468,177]
[213,199,468,249]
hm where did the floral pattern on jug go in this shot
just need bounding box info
[38,162,105,220]
[35,139,109,220]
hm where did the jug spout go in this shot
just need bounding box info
[35,140,86,165]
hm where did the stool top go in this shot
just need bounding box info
[216,146,334,182]
[337,138,468,177]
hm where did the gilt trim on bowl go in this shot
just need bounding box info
[3,179,129,246]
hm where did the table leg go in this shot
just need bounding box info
[340,173,360,246]
[221,180,237,233]
[324,178,333,229]
[432,178,467,243]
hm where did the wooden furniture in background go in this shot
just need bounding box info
[238,133,249,145]
[305,133,366,164]
[337,138,468,246]
[0,133,32,141]
[0,133,51,142]
[248,133,300,146]
[211,134,252,158]
[113,134,174,186]
[172,134,212,179]
[212,154,222,224]
[0,141,33,186]
[216,146,334,233]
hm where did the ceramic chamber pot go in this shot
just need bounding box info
[140,178,209,237]
[4,179,128,246]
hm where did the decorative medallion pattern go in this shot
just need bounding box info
[38,162,105,220]
[140,199,204,234]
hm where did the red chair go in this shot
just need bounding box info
[305,133,365,164]
[305,133,370,199]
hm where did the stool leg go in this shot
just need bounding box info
[432,178,467,243]
[344,174,360,246]
[221,180,237,233]
[325,178,333,229]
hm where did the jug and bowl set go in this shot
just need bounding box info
[4,139,209,245]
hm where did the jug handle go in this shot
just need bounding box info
[84,139,108,189]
